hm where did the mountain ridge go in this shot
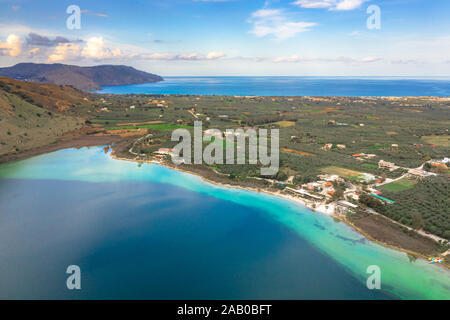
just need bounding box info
[0,63,163,91]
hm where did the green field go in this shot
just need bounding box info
[421,135,449,147]
[379,178,417,192]
[362,163,378,169]
[106,124,193,131]
[321,166,363,180]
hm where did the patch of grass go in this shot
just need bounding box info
[421,135,449,147]
[379,178,417,192]
[362,163,378,169]
[106,124,192,131]
[367,144,390,150]
[281,147,316,156]
[321,166,363,179]
[274,120,296,127]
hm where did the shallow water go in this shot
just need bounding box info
[0,147,449,299]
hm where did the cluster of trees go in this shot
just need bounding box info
[359,193,385,212]
[379,176,449,240]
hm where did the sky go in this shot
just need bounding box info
[0,0,449,76]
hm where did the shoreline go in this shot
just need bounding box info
[0,132,123,164]
[1,133,447,270]
[109,151,449,269]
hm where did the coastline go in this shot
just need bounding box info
[1,127,447,269]
[109,151,449,269]
[0,131,123,164]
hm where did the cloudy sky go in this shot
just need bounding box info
[0,0,449,76]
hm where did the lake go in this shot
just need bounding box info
[96,76,450,97]
[0,147,449,299]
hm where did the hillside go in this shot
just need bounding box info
[0,63,163,91]
[0,77,95,157]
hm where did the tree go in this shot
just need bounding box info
[411,211,423,230]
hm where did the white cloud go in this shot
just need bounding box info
[0,34,23,57]
[292,0,369,11]
[292,0,334,8]
[249,8,316,40]
[42,33,226,63]
[271,55,382,63]
[28,47,40,57]
[361,56,381,63]
[81,37,113,60]
[141,51,225,61]
[47,43,81,62]
[206,52,225,59]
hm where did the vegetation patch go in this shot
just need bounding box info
[362,163,378,169]
[106,124,192,131]
[274,121,296,127]
[421,135,449,147]
[378,176,450,240]
[379,178,417,192]
[320,166,363,179]
[280,147,316,156]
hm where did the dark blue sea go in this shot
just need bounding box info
[97,76,450,97]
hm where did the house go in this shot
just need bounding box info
[349,192,360,201]
[361,173,377,182]
[318,174,340,182]
[129,105,136,110]
[391,144,398,147]
[378,160,396,170]
[321,143,333,151]
[408,168,431,178]
[337,200,358,209]
[430,161,448,169]
[285,187,324,200]
[337,144,346,149]
[336,201,358,213]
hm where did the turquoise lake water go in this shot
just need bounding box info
[0,147,449,299]
[96,77,450,97]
